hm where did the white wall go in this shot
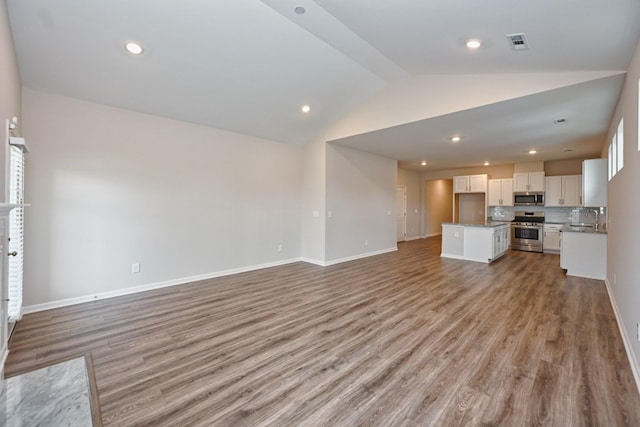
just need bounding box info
[325,144,397,262]
[397,168,421,240]
[606,39,640,380]
[22,89,303,306]
[1,0,21,199]
[301,140,326,264]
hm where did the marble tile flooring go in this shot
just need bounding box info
[0,356,93,426]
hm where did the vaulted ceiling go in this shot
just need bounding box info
[7,0,640,170]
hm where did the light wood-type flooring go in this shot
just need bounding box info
[6,237,640,426]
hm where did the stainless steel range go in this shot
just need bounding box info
[511,211,545,253]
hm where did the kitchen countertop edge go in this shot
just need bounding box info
[442,221,510,228]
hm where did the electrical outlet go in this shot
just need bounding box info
[131,263,140,273]
[637,323,640,342]
[364,239,369,246]
[277,244,282,252]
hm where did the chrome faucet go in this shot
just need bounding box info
[592,209,599,230]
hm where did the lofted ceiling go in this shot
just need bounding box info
[7,0,640,170]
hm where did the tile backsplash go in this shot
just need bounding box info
[490,206,607,226]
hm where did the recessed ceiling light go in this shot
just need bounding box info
[301,105,311,113]
[451,136,461,143]
[125,42,143,55]
[294,6,306,15]
[421,161,427,166]
[529,150,537,155]
[484,161,490,166]
[466,39,481,49]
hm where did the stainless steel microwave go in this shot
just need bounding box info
[513,192,544,206]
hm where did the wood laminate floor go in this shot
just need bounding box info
[5,237,640,426]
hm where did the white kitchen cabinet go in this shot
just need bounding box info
[513,171,545,192]
[442,223,509,263]
[560,230,607,279]
[441,224,465,259]
[543,223,562,253]
[453,174,487,193]
[582,158,607,207]
[545,175,582,207]
[464,224,509,263]
[488,179,513,206]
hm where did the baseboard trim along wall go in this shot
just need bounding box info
[302,247,397,267]
[422,233,442,239]
[322,247,397,267]
[23,257,302,314]
[23,248,400,313]
[604,278,640,396]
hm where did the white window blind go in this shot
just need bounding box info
[8,143,25,321]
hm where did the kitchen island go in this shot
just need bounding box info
[560,225,607,279]
[441,222,510,263]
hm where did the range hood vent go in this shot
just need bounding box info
[506,33,529,50]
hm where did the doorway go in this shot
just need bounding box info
[424,179,453,237]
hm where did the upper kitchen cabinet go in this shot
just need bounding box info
[582,158,607,207]
[513,172,545,192]
[545,175,582,207]
[453,174,487,193]
[488,179,513,206]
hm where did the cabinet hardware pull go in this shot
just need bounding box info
[7,251,17,257]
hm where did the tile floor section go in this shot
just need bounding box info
[0,357,92,426]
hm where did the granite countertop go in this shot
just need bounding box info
[560,224,607,234]
[442,221,510,228]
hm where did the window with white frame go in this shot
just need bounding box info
[608,118,624,180]
[8,141,26,321]
[617,118,624,172]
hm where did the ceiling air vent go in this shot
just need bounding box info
[506,33,529,50]
[554,117,568,124]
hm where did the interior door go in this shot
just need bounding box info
[396,186,406,242]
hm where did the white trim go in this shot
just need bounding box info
[22,247,400,313]
[324,247,397,266]
[405,236,421,241]
[306,247,398,267]
[300,257,326,266]
[604,278,640,396]
[440,253,466,260]
[23,257,302,314]
[423,233,442,238]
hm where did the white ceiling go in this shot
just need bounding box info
[7,0,640,170]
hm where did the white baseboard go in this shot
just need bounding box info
[440,253,466,260]
[405,236,421,241]
[423,233,442,238]
[23,257,302,314]
[307,247,397,267]
[22,248,400,314]
[604,278,640,396]
[300,257,325,266]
